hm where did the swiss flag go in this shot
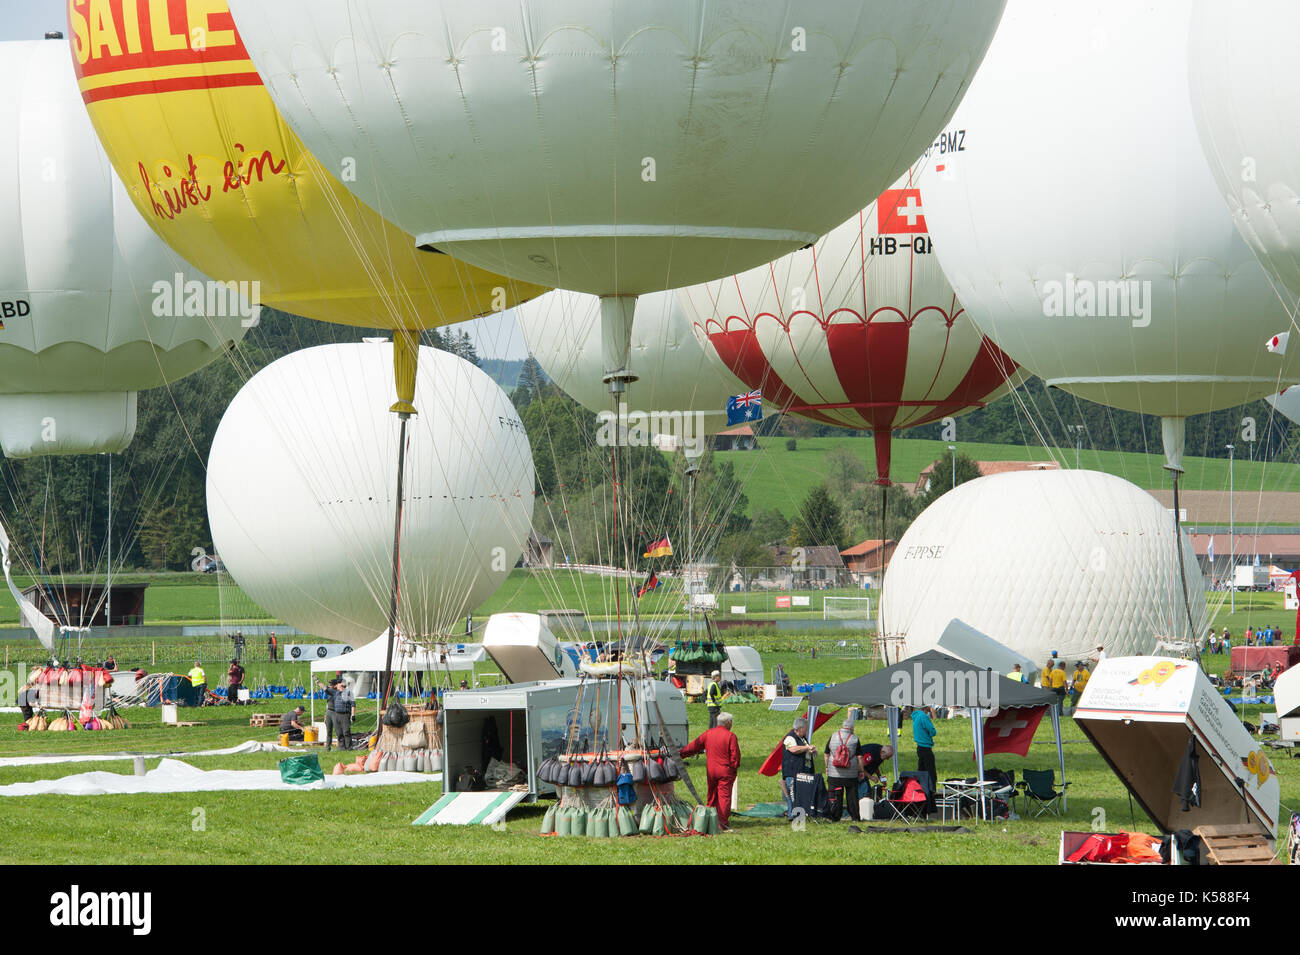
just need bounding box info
[981,705,1047,757]
[877,188,927,234]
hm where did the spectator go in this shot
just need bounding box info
[226,658,245,705]
[319,677,355,751]
[103,654,117,672]
[1006,663,1027,683]
[780,716,817,817]
[824,715,862,821]
[912,705,938,796]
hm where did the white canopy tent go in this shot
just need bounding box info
[308,632,487,724]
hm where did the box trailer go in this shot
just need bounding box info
[1233,564,1269,591]
[1074,656,1279,843]
[441,677,689,800]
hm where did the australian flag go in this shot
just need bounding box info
[726,390,763,426]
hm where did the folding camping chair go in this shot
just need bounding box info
[880,771,934,821]
[1017,768,1069,818]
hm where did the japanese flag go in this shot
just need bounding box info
[1266,332,1289,355]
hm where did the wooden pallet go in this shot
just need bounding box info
[249,713,281,728]
[1193,824,1280,865]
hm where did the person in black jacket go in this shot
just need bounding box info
[780,716,817,816]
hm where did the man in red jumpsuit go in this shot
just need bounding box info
[679,711,741,830]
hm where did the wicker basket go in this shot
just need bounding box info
[377,707,443,754]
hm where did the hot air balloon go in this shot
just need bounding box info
[919,0,1300,633]
[227,0,1006,392]
[882,470,1207,662]
[1,39,247,459]
[206,342,535,646]
[922,0,1299,466]
[67,0,547,414]
[1188,0,1300,317]
[517,291,745,449]
[682,170,1019,491]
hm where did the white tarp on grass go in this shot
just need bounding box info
[0,739,291,769]
[0,757,440,796]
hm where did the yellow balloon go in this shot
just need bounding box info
[67,0,545,334]
[1246,750,1259,774]
[1136,670,1154,685]
[1152,661,1175,684]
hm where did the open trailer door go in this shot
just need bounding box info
[1074,657,1279,841]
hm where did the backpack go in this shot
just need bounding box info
[822,790,843,821]
[830,730,854,770]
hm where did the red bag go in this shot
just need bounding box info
[830,730,853,770]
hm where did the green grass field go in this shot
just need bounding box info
[717,435,1300,517]
[0,646,1289,865]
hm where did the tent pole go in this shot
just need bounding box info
[972,707,984,821]
[1052,704,1066,811]
[888,705,900,781]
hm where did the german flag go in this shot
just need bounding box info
[637,572,660,599]
[643,536,673,559]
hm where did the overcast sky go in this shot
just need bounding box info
[0,0,533,359]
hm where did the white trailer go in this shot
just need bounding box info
[1233,564,1269,591]
[441,677,689,799]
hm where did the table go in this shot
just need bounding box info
[940,778,997,823]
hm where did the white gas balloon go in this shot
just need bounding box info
[882,470,1207,663]
[230,1,1006,298]
[921,0,1299,470]
[1189,0,1300,316]
[0,40,247,457]
[516,290,746,450]
[206,342,535,646]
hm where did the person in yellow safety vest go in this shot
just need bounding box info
[707,670,723,729]
[1006,664,1027,683]
[188,661,207,703]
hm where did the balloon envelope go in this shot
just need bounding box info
[882,470,1207,663]
[516,290,746,445]
[206,342,535,645]
[1188,0,1300,313]
[0,40,246,458]
[68,0,545,331]
[229,0,1006,295]
[921,0,1299,421]
[682,170,1017,485]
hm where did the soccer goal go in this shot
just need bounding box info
[822,595,872,620]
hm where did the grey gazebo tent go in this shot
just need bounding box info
[807,650,1066,802]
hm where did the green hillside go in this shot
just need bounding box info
[717,435,1300,518]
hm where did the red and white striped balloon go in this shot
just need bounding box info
[682,171,1017,486]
